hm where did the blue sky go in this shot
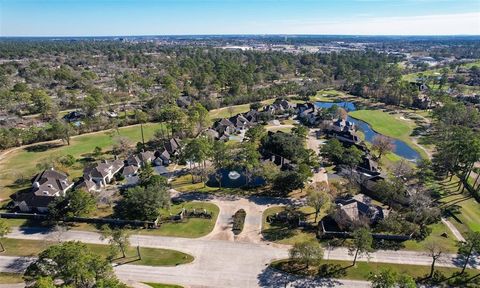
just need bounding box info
[1,0,479,36]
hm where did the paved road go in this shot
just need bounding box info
[4,227,478,288]
[0,255,371,288]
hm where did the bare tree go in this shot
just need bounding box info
[426,241,443,278]
[372,135,395,159]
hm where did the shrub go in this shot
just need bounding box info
[232,209,246,235]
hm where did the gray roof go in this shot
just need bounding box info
[32,168,72,197]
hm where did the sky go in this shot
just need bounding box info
[1,0,479,36]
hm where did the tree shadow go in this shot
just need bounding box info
[6,256,32,272]
[257,266,342,288]
[24,143,63,153]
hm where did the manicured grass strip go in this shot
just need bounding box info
[348,109,428,159]
[271,259,479,281]
[0,272,23,284]
[138,202,219,238]
[144,283,183,288]
[0,238,193,266]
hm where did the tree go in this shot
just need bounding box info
[49,120,73,145]
[396,274,417,288]
[273,170,306,195]
[350,227,373,266]
[426,241,443,278]
[48,189,96,220]
[457,231,480,274]
[114,183,170,221]
[244,125,267,144]
[369,268,397,288]
[31,277,55,288]
[321,139,345,164]
[138,163,154,186]
[291,125,308,139]
[100,226,131,260]
[64,189,96,218]
[187,103,210,136]
[289,240,324,269]
[0,219,10,252]
[93,146,102,158]
[24,241,126,288]
[372,135,395,159]
[183,137,212,184]
[112,136,132,157]
[306,183,331,222]
[136,110,149,148]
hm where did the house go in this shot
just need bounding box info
[11,168,73,212]
[333,194,387,229]
[203,128,220,140]
[164,138,182,156]
[228,114,253,131]
[263,99,292,115]
[138,150,155,166]
[83,159,124,187]
[357,155,380,176]
[213,118,235,137]
[153,149,171,166]
[126,155,142,167]
[330,129,360,144]
[122,165,140,177]
[76,178,99,193]
[331,119,355,133]
[244,110,260,123]
[296,103,318,125]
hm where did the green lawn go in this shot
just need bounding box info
[144,283,183,288]
[170,174,218,193]
[138,202,219,238]
[261,206,318,245]
[0,238,193,266]
[0,272,23,284]
[403,222,459,253]
[348,109,428,159]
[208,99,275,119]
[271,259,479,281]
[0,122,165,199]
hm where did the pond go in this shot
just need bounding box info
[206,168,266,188]
[315,101,421,162]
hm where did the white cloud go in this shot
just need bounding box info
[272,12,480,35]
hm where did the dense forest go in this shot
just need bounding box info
[0,38,478,149]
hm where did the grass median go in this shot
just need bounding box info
[0,238,193,267]
[271,259,478,281]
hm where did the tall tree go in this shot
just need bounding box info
[350,227,373,266]
[306,183,331,223]
[426,241,443,278]
[457,231,480,274]
[100,226,131,260]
